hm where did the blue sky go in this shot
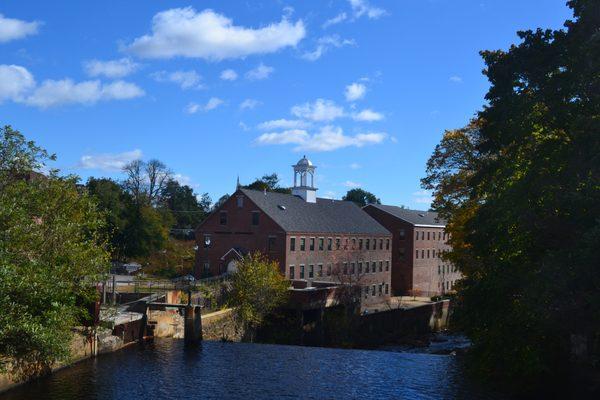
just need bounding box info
[0,0,572,208]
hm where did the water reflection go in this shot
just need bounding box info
[1,339,506,400]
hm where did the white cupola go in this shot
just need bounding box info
[292,155,317,203]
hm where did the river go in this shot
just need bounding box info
[1,339,507,400]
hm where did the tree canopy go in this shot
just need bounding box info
[0,128,109,379]
[342,188,381,207]
[242,173,291,194]
[422,0,600,391]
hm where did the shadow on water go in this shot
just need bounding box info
[1,339,509,400]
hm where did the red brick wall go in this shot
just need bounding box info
[194,190,286,277]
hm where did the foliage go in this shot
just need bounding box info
[243,173,291,194]
[342,188,381,207]
[0,132,109,379]
[160,179,211,235]
[122,159,172,206]
[422,0,600,391]
[142,239,196,279]
[228,253,289,339]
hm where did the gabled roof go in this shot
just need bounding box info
[364,204,446,227]
[240,189,390,235]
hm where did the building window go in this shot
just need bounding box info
[385,284,389,294]
[318,237,324,251]
[421,231,425,240]
[310,238,315,251]
[427,249,430,258]
[400,229,406,239]
[252,211,260,225]
[379,261,383,272]
[290,237,296,252]
[327,264,332,276]
[344,238,349,249]
[309,264,314,278]
[300,265,305,279]
[365,238,370,250]
[318,264,323,277]
[421,249,425,258]
[386,261,390,271]
[378,284,383,296]
[350,262,355,274]
[438,265,441,274]
[219,211,227,225]
[358,262,363,274]
[268,236,276,252]
[203,234,212,248]
[343,263,348,275]
[379,239,383,250]
[203,262,210,273]
[399,247,406,259]
[365,262,370,273]
[336,238,341,250]
[236,195,244,208]
[289,265,295,279]
[415,231,419,240]
[415,249,419,259]
[372,285,376,296]
[300,238,306,251]
[372,239,377,250]
[327,238,332,251]
[359,239,363,250]
[372,262,377,273]
[386,239,390,250]
[427,232,430,240]
[364,286,369,298]
[438,232,442,240]
[352,238,356,249]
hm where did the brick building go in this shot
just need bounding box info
[195,157,392,306]
[363,204,459,297]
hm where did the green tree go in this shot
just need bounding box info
[342,188,381,207]
[0,130,109,379]
[422,0,600,392]
[228,253,289,341]
[160,179,210,234]
[243,173,291,194]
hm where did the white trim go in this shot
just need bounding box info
[220,247,244,261]
[414,224,446,228]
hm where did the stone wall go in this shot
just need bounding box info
[147,308,243,342]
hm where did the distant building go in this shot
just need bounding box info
[195,156,392,305]
[363,205,459,297]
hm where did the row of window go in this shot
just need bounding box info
[290,237,390,252]
[415,230,449,241]
[219,210,260,226]
[364,283,389,298]
[438,264,457,274]
[415,248,449,259]
[439,280,456,291]
[289,260,390,279]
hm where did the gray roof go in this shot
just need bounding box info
[240,189,390,235]
[365,204,446,227]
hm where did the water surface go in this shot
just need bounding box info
[1,339,505,400]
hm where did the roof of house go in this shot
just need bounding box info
[364,204,446,227]
[239,188,390,235]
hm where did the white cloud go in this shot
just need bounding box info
[256,129,309,145]
[349,162,361,170]
[0,65,35,102]
[185,97,224,114]
[240,98,261,110]
[0,14,40,43]
[322,13,348,29]
[78,149,142,171]
[349,0,387,19]
[83,58,139,78]
[220,69,238,81]
[239,121,250,131]
[412,190,433,205]
[0,64,144,108]
[302,35,354,61]
[126,8,305,60]
[291,99,345,121]
[343,180,361,188]
[256,125,386,152]
[345,82,366,101]
[151,70,203,89]
[245,63,274,80]
[257,119,311,130]
[23,79,144,108]
[173,173,199,188]
[352,108,384,121]
[449,75,463,83]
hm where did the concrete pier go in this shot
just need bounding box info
[184,305,203,345]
